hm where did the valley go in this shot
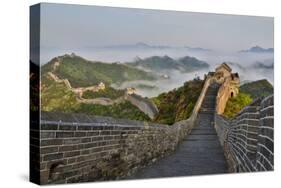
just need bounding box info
[40,53,274,124]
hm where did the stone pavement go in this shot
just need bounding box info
[126,83,228,179]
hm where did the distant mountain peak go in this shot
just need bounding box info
[59,53,78,59]
[129,55,209,73]
[70,52,76,57]
[240,79,273,99]
[102,43,214,51]
[135,42,149,47]
[184,46,212,52]
[239,46,274,53]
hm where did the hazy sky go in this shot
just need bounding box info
[40,3,273,61]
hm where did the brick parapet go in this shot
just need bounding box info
[214,95,274,172]
[38,111,194,184]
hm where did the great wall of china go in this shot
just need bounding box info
[31,63,274,184]
[44,56,159,119]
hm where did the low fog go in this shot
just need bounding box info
[41,47,273,98]
[111,68,209,98]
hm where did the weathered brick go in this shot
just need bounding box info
[260,118,274,128]
[59,145,78,152]
[111,131,121,135]
[103,126,114,130]
[63,170,79,178]
[91,136,103,142]
[56,132,74,138]
[64,151,80,158]
[92,126,104,130]
[74,132,87,137]
[78,126,92,130]
[67,157,77,164]
[40,162,47,170]
[40,132,56,139]
[43,153,63,161]
[41,139,63,146]
[41,124,58,130]
[100,131,111,135]
[87,131,99,136]
[91,147,103,153]
[103,136,115,141]
[81,138,91,143]
[59,125,77,130]
[41,146,59,154]
[81,149,90,155]
[97,141,107,147]
[63,138,81,145]
[84,143,98,149]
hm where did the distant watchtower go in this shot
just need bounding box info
[215,63,232,80]
[207,62,240,114]
[126,87,136,95]
[98,82,105,90]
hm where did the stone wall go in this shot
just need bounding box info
[35,76,213,184]
[216,76,239,114]
[36,111,195,184]
[188,76,212,122]
[214,95,274,172]
[125,93,159,119]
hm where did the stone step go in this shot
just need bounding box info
[125,82,227,180]
[185,134,219,140]
[200,106,215,110]
[201,104,215,107]
[200,107,215,110]
[200,109,215,111]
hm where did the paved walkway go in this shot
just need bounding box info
[126,83,227,179]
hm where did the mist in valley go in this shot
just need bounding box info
[41,45,273,98]
[76,47,274,97]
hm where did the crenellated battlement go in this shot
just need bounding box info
[214,95,274,172]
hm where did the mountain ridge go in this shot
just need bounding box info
[239,45,274,53]
[240,79,273,99]
[127,55,209,73]
[89,42,212,52]
[41,53,157,88]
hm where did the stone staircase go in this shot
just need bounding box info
[126,82,227,179]
[199,82,220,113]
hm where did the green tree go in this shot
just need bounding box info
[223,92,253,118]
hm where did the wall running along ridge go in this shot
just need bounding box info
[46,72,159,119]
[214,95,274,172]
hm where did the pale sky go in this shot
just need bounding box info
[40,3,273,62]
